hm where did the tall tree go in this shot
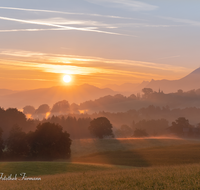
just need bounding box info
[169,117,191,136]
[6,125,29,160]
[142,88,153,99]
[29,122,71,160]
[0,128,4,158]
[88,117,114,139]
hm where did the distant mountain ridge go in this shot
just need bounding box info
[104,81,149,95]
[0,84,118,109]
[0,89,17,96]
[1,67,200,109]
[146,67,200,93]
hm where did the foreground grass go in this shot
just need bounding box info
[1,138,200,189]
[0,162,119,177]
[1,164,200,189]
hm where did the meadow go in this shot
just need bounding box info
[1,138,200,189]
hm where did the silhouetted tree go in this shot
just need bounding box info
[0,128,4,158]
[169,117,191,136]
[115,124,133,138]
[177,89,183,94]
[128,94,137,100]
[133,119,169,136]
[133,128,148,137]
[88,117,114,139]
[0,108,30,139]
[70,103,80,114]
[35,104,50,115]
[6,125,29,160]
[23,105,35,115]
[29,122,71,160]
[51,100,70,114]
[142,88,153,99]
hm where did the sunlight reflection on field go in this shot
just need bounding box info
[116,136,183,140]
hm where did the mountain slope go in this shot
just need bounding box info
[0,84,117,109]
[145,67,200,93]
[0,89,17,96]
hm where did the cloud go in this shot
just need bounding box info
[29,17,115,29]
[0,50,188,79]
[86,0,158,11]
[156,55,180,60]
[0,28,67,33]
[0,16,124,36]
[0,6,137,20]
[161,17,200,26]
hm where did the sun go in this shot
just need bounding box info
[63,75,72,83]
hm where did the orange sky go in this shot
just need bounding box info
[0,1,199,90]
[0,50,190,90]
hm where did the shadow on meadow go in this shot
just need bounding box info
[70,138,200,167]
[70,138,151,167]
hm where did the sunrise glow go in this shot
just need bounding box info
[63,75,72,83]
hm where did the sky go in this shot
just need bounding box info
[0,0,200,90]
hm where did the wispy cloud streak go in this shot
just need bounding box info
[161,17,200,26]
[0,6,137,20]
[0,50,188,76]
[0,16,124,35]
[0,28,67,33]
[86,0,158,11]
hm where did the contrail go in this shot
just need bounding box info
[0,28,66,32]
[0,6,136,20]
[0,16,123,36]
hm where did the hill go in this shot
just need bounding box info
[0,84,117,109]
[0,89,17,96]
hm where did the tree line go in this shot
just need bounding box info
[1,106,200,140]
[22,87,200,119]
[0,122,71,161]
[1,105,200,161]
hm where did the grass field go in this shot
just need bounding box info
[0,162,123,176]
[1,138,200,189]
[1,164,200,189]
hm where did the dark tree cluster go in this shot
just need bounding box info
[115,124,133,138]
[0,122,71,161]
[132,119,169,136]
[0,107,92,140]
[0,128,4,157]
[133,128,148,138]
[115,119,168,138]
[0,107,37,139]
[44,116,92,139]
[167,117,200,137]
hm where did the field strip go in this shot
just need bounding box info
[69,161,135,169]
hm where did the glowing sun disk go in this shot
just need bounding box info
[63,75,72,83]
